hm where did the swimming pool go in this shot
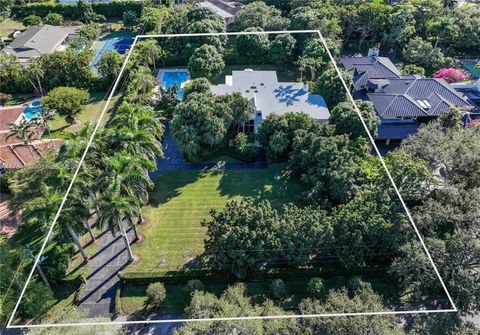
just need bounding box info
[159,70,190,100]
[23,106,43,120]
[463,62,480,78]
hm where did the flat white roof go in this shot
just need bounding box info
[211,70,330,121]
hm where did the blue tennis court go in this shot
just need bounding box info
[91,36,134,67]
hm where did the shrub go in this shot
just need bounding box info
[43,243,75,281]
[307,277,325,298]
[402,64,425,76]
[347,276,363,292]
[270,279,287,300]
[146,282,166,307]
[185,279,204,294]
[44,13,64,25]
[23,15,43,26]
[19,281,54,318]
[122,10,138,29]
[0,92,12,105]
[433,68,466,83]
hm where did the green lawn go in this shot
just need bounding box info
[127,164,304,273]
[0,19,25,38]
[48,91,120,133]
[211,64,299,85]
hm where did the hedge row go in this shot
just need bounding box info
[118,266,388,286]
[11,1,146,18]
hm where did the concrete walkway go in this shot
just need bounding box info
[77,225,135,318]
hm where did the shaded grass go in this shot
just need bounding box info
[127,164,304,273]
[0,19,25,38]
[48,91,120,133]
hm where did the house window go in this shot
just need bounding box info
[243,119,255,133]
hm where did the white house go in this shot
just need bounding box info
[210,70,330,133]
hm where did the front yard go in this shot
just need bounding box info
[126,164,304,274]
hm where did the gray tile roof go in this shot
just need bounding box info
[340,56,402,87]
[210,70,330,121]
[368,77,473,118]
[4,25,78,61]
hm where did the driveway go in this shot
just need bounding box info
[77,225,135,318]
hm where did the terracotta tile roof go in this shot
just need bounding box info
[0,126,44,146]
[0,106,25,131]
[0,139,62,169]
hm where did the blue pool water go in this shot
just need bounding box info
[161,71,190,99]
[23,106,43,120]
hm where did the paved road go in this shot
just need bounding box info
[77,225,135,318]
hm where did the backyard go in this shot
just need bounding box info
[127,164,305,274]
[0,18,25,38]
[48,91,121,133]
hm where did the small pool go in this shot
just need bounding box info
[463,62,480,78]
[159,70,190,100]
[23,103,44,120]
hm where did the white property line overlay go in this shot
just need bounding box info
[6,30,456,330]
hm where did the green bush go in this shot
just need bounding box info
[270,279,287,300]
[185,279,204,294]
[307,277,325,298]
[19,281,54,318]
[23,15,43,26]
[44,12,64,25]
[146,282,166,307]
[43,243,75,281]
[12,1,145,18]
[347,276,363,292]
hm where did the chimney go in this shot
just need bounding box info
[367,48,380,57]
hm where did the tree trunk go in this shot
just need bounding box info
[84,220,95,243]
[36,263,51,290]
[67,224,89,263]
[120,222,134,262]
[132,223,139,241]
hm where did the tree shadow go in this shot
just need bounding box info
[148,170,204,207]
[216,164,303,209]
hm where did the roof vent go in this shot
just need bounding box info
[260,83,264,86]
[250,86,257,89]
[246,90,250,93]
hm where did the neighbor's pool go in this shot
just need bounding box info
[463,61,480,78]
[23,106,43,120]
[160,70,190,99]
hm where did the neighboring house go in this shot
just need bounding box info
[340,51,474,144]
[198,0,243,25]
[210,70,329,133]
[3,25,79,63]
[0,106,61,170]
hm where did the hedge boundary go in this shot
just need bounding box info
[11,1,146,18]
[118,266,389,286]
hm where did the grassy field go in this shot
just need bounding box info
[211,64,299,85]
[127,164,304,273]
[0,19,25,38]
[48,91,120,133]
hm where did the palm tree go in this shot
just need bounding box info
[297,56,308,82]
[8,120,37,162]
[58,192,91,263]
[96,191,140,262]
[25,61,44,96]
[106,128,163,166]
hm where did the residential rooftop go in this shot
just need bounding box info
[3,25,79,62]
[210,70,330,127]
